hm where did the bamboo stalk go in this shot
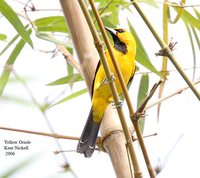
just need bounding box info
[131,0,200,101]
[88,1,155,177]
[59,0,98,94]
[157,0,169,119]
[78,0,142,177]
[60,0,136,177]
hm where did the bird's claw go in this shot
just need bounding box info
[112,100,123,108]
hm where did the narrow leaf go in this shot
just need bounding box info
[36,32,67,46]
[2,94,34,106]
[0,0,33,47]
[138,0,159,8]
[51,89,87,107]
[0,30,32,97]
[47,73,83,86]
[191,26,200,50]
[128,21,161,76]
[0,33,7,41]
[174,7,200,30]
[184,23,196,80]
[137,74,149,132]
[34,16,68,33]
[193,7,200,20]
[168,0,186,23]
[0,33,20,56]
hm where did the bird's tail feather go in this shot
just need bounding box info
[77,108,100,157]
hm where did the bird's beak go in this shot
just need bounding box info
[105,27,117,36]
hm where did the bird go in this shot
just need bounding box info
[77,27,136,157]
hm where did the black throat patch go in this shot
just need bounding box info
[112,35,127,54]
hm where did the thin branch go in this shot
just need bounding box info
[135,66,200,75]
[0,126,79,140]
[0,125,157,143]
[133,80,162,121]
[158,1,200,8]
[24,8,62,12]
[24,0,37,31]
[57,45,83,76]
[145,79,200,111]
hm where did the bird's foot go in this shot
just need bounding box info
[112,100,123,108]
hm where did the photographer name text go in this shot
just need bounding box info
[3,139,31,156]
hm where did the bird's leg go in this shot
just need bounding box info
[99,73,116,88]
[111,100,123,108]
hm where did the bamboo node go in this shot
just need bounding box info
[134,171,143,178]
[100,130,124,150]
[155,38,177,57]
[4,64,13,71]
[130,0,136,4]
[94,40,104,50]
[126,137,133,147]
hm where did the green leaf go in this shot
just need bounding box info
[101,17,115,28]
[51,88,87,107]
[184,23,196,80]
[168,0,186,23]
[0,33,20,56]
[2,94,34,106]
[47,73,83,86]
[174,7,200,30]
[193,8,200,20]
[191,26,200,50]
[128,21,161,76]
[0,30,32,97]
[34,16,68,33]
[138,0,158,8]
[36,32,67,46]
[137,74,149,132]
[0,0,33,47]
[0,33,7,41]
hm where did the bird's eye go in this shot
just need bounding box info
[115,29,125,33]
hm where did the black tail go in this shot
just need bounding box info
[77,109,100,157]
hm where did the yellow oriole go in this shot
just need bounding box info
[77,27,136,157]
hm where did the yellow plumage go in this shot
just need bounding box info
[92,31,136,122]
[77,27,136,157]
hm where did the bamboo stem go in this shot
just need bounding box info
[131,0,200,101]
[60,1,135,177]
[88,1,155,177]
[79,0,142,177]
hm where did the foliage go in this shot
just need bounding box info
[0,0,199,139]
[0,0,199,137]
[0,0,200,176]
[0,0,33,47]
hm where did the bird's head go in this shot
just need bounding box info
[105,27,135,54]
